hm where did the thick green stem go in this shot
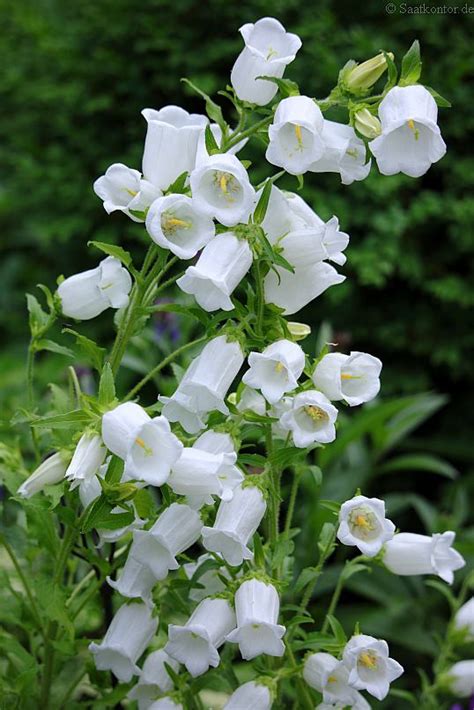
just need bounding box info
[222,115,272,151]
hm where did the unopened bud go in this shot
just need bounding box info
[354,109,382,139]
[288,321,311,341]
[346,53,394,92]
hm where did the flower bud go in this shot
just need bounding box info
[354,108,382,139]
[345,53,394,93]
[17,452,68,498]
[444,660,474,697]
[454,598,474,641]
[287,321,311,341]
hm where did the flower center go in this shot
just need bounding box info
[407,118,420,141]
[135,437,153,457]
[214,171,238,202]
[294,123,303,149]
[125,188,138,197]
[359,651,378,670]
[327,675,338,683]
[266,46,278,60]
[341,372,361,380]
[304,405,329,423]
[274,361,286,374]
[349,507,378,538]
[346,148,359,158]
[161,213,192,236]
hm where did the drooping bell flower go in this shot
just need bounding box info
[382,531,465,584]
[93,163,160,221]
[343,634,404,701]
[312,351,382,407]
[145,194,215,260]
[128,649,180,709]
[264,261,345,316]
[309,120,371,185]
[17,452,68,498]
[65,433,107,489]
[242,339,305,404]
[279,390,338,447]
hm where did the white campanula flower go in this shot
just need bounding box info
[337,495,395,557]
[101,402,183,486]
[264,261,345,316]
[107,554,156,604]
[231,17,302,106]
[343,634,404,701]
[130,503,202,581]
[271,396,293,440]
[266,96,325,175]
[93,163,160,221]
[236,385,267,416]
[369,85,446,177]
[242,339,305,404]
[201,485,266,566]
[312,352,382,407]
[303,652,363,707]
[145,194,215,259]
[128,649,180,709]
[454,598,474,640]
[227,578,285,660]
[141,106,207,190]
[189,154,255,227]
[383,531,465,584]
[17,451,68,498]
[177,232,252,311]
[280,390,338,448]
[65,433,106,489]
[445,660,474,697]
[165,597,236,677]
[309,121,371,185]
[224,680,272,710]
[316,697,371,710]
[148,700,183,710]
[58,256,132,321]
[183,553,232,603]
[89,602,158,682]
[168,431,243,507]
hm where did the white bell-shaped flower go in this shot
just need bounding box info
[183,554,232,603]
[102,402,183,486]
[265,261,345,315]
[65,433,107,489]
[280,390,338,447]
[266,96,325,175]
[224,680,272,710]
[236,386,267,416]
[201,485,266,566]
[165,597,236,677]
[17,452,68,498]
[454,598,474,641]
[303,652,361,707]
[58,256,132,321]
[141,106,207,190]
[227,578,285,660]
[189,154,255,227]
[312,352,382,407]
[446,660,474,697]
[231,17,301,106]
[309,121,371,185]
[89,602,158,682]
[128,649,180,709]
[337,495,395,557]
[130,503,202,581]
[177,232,252,311]
[343,634,404,701]
[242,339,305,404]
[148,700,183,710]
[383,531,465,584]
[93,163,160,221]
[271,396,293,440]
[316,698,370,710]
[369,85,446,178]
[107,555,156,604]
[145,194,215,259]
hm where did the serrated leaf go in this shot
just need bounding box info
[88,241,132,268]
[30,410,93,429]
[98,362,115,405]
[62,328,106,372]
[269,446,302,468]
[98,508,134,530]
[26,293,49,336]
[399,40,422,86]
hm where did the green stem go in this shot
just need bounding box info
[286,643,314,710]
[222,115,272,151]
[321,569,346,634]
[1,536,45,637]
[253,260,265,337]
[58,668,87,708]
[124,335,207,402]
[284,470,300,536]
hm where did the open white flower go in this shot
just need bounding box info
[266,96,325,174]
[189,154,255,227]
[369,85,446,177]
[65,433,106,489]
[17,452,68,498]
[177,232,252,311]
[202,485,266,566]
[445,660,474,697]
[165,597,236,677]
[107,555,156,604]
[280,390,338,447]
[242,339,305,404]
[309,121,371,185]
[58,256,132,321]
[224,680,272,710]
[343,634,404,701]
[145,194,215,259]
[337,495,395,557]
[142,106,207,190]
[102,402,183,486]
[312,352,382,406]
[93,163,160,221]
[130,503,202,581]
[89,602,158,682]
[231,17,301,106]
[265,261,345,315]
[454,598,474,640]
[383,531,465,584]
[303,652,360,707]
[183,553,232,603]
[128,649,179,709]
[227,579,285,660]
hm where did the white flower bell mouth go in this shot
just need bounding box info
[337,495,395,556]
[146,193,215,259]
[313,351,382,406]
[343,634,404,700]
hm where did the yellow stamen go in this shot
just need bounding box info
[220,173,228,194]
[341,372,362,381]
[407,118,420,141]
[166,217,191,229]
[294,123,303,148]
[355,514,371,529]
[346,148,359,158]
[304,405,328,423]
[327,675,337,683]
[359,652,378,670]
[274,361,285,374]
[135,437,153,457]
[126,189,138,197]
[266,47,278,60]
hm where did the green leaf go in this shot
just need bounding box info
[256,75,300,98]
[30,409,93,429]
[104,455,124,484]
[326,614,347,644]
[253,178,273,225]
[88,241,132,268]
[294,567,318,594]
[181,78,228,133]
[26,293,49,336]
[98,362,116,405]
[341,562,370,582]
[133,488,156,519]
[383,51,398,91]
[377,453,458,479]
[80,494,113,533]
[166,171,189,195]
[399,40,422,86]
[269,446,303,469]
[62,328,106,371]
[204,124,219,154]
[425,85,452,108]
[253,532,265,568]
[34,339,74,358]
[238,453,267,468]
[98,508,135,530]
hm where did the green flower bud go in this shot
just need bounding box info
[346,52,394,92]
[354,108,382,139]
[287,321,311,341]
